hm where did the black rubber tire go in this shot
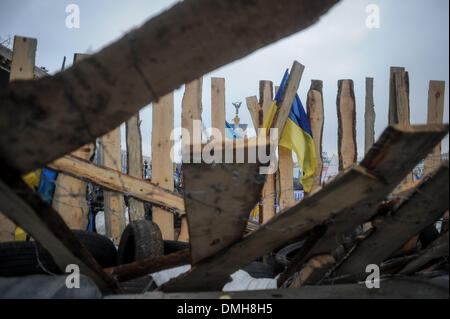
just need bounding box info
[72,230,117,268]
[242,261,277,279]
[0,230,117,277]
[164,240,189,255]
[275,240,305,265]
[117,220,164,265]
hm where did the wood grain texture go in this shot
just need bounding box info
[49,155,184,212]
[99,127,126,243]
[295,125,449,286]
[424,81,445,175]
[394,70,410,125]
[160,125,448,292]
[126,113,146,220]
[306,79,324,190]
[152,93,175,240]
[1,36,37,241]
[260,80,274,124]
[333,163,449,282]
[245,96,260,132]
[211,77,225,139]
[278,146,294,210]
[337,79,357,172]
[271,61,305,142]
[388,66,405,125]
[364,77,375,155]
[0,0,339,175]
[179,78,203,242]
[52,54,94,230]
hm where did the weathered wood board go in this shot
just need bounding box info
[48,155,184,212]
[184,139,268,265]
[152,92,175,240]
[306,80,324,190]
[160,125,448,292]
[333,163,449,282]
[126,113,146,221]
[336,79,357,171]
[364,77,375,155]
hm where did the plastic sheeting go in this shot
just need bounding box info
[150,265,278,291]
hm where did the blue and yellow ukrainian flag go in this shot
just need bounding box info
[262,69,317,192]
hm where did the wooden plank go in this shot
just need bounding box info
[259,81,276,224]
[424,81,445,175]
[0,41,47,78]
[306,79,324,190]
[99,127,126,243]
[126,113,146,221]
[160,125,448,292]
[48,155,184,212]
[105,249,190,282]
[388,66,405,125]
[271,61,305,142]
[278,147,294,210]
[211,77,225,139]
[260,80,274,124]
[364,77,375,155]
[0,160,117,292]
[179,78,203,242]
[152,92,175,240]
[1,36,37,241]
[245,96,260,132]
[337,79,357,171]
[333,163,449,282]
[0,0,340,175]
[398,232,449,275]
[185,139,268,265]
[9,36,37,81]
[394,70,410,125]
[52,53,95,230]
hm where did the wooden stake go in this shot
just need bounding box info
[424,81,445,175]
[1,36,37,241]
[364,77,375,155]
[52,53,95,230]
[394,70,410,125]
[337,79,357,172]
[306,80,324,191]
[126,113,146,220]
[388,67,405,125]
[99,127,126,243]
[152,92,175,240]
[211,77,225,139]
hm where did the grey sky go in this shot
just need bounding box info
[1,0,448,161]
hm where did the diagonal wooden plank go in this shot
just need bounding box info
[294,125,449,286]
[398,231,449,275]
[48,154,185,212]
[0,160,117,293]
[160,124,449,292]
[332,163,449,282]
[0,0,339,175]
[184,138,268,265]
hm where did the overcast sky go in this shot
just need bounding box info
[1,0,448,161]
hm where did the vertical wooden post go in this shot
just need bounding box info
[178,78,203,242]
[260,81,276,223]
[389,67,405,125]
[337,79,357,172]
[52,53,95,230]
[306,80,324,191]
[126,112,146,221]
[424,81,445,175]
[364,77,375,155]
[99,127,126,243]
[211,77,225,139]
[152,93,175,241]
[394,70,410,125]
[0,36,37,241]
